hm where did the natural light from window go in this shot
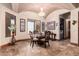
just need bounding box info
[27,21,34,33]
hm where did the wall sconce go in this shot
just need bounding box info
[72,20,77,25]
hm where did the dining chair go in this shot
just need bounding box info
[29,31,38,48]
[44,31,51,48]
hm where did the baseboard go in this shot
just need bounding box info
[0,43,10,48]
[50,38,59,41]
[0,39,30,48]
[64,37,70,39]
[16,39,30,42]
[70,42,79,46]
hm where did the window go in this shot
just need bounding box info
[27,20,35,33]
[20,19,25,32]
[5,12,16,37]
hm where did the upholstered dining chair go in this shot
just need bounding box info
[44,31,51,48]
[29,31,33,46]
[29,31,38,48]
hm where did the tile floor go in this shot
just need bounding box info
[0,39,79,56]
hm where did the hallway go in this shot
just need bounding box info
[0,39,79,56]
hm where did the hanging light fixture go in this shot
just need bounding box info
[38,8,46,32]
[38,8,45,17]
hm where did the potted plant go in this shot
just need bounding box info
[8,24,16,45]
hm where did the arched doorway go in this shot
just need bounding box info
[46,9,70,40]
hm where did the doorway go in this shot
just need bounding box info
[60,18,65,39]
[59,12,70,40]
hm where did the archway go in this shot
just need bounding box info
[46,9,70,40]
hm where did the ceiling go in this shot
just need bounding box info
[72,3,79,8]
[0,3,78,17]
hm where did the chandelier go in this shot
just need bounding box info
[38,8,45,17]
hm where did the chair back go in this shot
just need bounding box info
[45,31,51,41]
[29,31,33,40]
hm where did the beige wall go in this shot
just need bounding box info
[46,9,70,40]
[16,11,40,40]
[0,5,41,46]
[71,8,79,44]
[0,4,18,46]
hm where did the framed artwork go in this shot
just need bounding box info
[35,20,41,32]
[20,19,25,32]
[47,21,55,30]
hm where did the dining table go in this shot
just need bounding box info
[33,33,45,46]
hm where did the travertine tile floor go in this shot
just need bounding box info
[0,39,79,56]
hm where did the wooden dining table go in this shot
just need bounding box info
[33,34,46,46]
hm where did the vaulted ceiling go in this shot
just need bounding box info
[18,3,75,16]
[72,3,79,8]
[0,3,78,16]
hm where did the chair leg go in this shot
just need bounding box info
[30,43,31,46]
[32,41,34,48]
[44,42,46,48]
[30,42,31,46]
[45,44,47,48]
[48,41,50,46]
[30,41,32,46]
[35,41,36,44]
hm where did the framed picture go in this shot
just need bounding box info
[35,20,41,32]
[20,19,25,32]
[47,21,55,30]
